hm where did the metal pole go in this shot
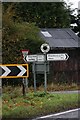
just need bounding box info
[25,61,28,93]
[25,78,28,93]
[22,78,26,96]
[44,53,47,93]
[0,78,2,96]
[33,62,36,92]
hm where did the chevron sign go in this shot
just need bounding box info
[0,64,29,78]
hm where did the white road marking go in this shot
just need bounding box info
[35,108,80,119]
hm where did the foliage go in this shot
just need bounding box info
[33,91,47,97]
[68,4,80,37]
[2,4,43,64]
[3,2,71,28]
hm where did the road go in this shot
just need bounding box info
[33,108,80,120]
[49,90,80,94]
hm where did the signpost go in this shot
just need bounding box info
[0,64,29,78]
[21,44,69,93]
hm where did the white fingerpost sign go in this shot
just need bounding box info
[26,55,37,62]
[25,55,45,62]
[47,53,69,61]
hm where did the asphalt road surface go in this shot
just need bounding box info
[33,108,80,120]
[49,90,80,94]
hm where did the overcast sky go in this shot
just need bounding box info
[64,0,80,15]
[64,0,80,9]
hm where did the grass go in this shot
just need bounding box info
[38,83,79,91]
[3,83,79,93]
[2,85,80,119]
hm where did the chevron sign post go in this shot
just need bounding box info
[0,64,29,78]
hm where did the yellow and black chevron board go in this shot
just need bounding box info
[0,64,29,78]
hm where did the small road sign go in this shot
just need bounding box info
[32,62,49,73]
[21,49,29,55]
[40,43,50,53]
[0,64,29,78]
[26,55,45,62]
[47,53,69,61]
[21,49,29,62]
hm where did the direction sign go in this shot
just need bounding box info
[26,55,45,62]
[0,64,29,78]
[26,55,37,62]
[47,53,69,61]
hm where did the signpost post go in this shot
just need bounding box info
[21,50,29,94]
[40,43,50,93]
[33,62,36,92]
[44,53,47,93]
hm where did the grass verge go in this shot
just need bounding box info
[2,87,80,119]
[0,96,2,118]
